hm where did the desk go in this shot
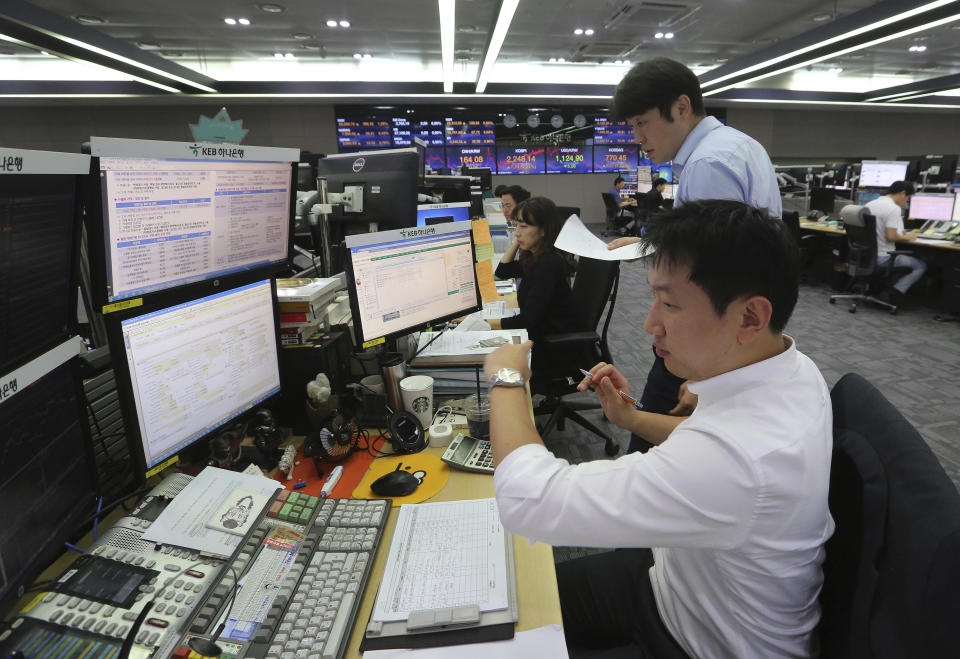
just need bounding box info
[800,220,960,312]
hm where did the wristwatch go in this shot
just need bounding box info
[488,367,525,389]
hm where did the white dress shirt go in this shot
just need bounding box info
[864,195,904,255]
[672,116,783,219]
[494,337,835,658]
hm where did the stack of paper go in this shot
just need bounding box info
[411,329,528,366]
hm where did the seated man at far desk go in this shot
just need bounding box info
[643,177,668,215]
[609,175,639,213]
[864,180,927,305]
[483,200,834,658]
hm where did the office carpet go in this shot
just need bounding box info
[549,250,960,564]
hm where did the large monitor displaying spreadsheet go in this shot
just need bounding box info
[858,160,908,188]
[87,137,297,307]
[109,279,282,476]
[343,223,481,345]
[909,193,956,222]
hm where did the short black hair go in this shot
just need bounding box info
[652,177,667,188]
[493,184,508,196]
[886,181,915,196]
[515,196,564,274]
[499,184,531,204]
[610,57,705,122]
[613,176,625,185]
[642,200,798,332]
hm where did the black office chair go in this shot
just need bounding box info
[829,205,898,314]
[555,205,581,221]
[531,257,620,457]
[600,193,636,237]
[782,210,818,279]
[818,373,960,658]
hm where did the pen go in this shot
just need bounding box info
[320,465,344,498]
[579,368,644,410]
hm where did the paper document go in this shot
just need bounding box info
[416,330,528,357]
[372,499,510,623]
[452,311,491,332]
[480,300,519,319]
[143,466,281,557]
[473,260,500,303]
[362,625,568,659]
[555,214,652,261]
[916,238,955,245]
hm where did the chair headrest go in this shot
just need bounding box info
[840,204,869,227]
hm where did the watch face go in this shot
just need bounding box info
[573,114,586,128]
[550,114,564,129]
[526,114,540,128]
[503,113,517,128]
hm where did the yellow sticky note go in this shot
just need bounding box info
[474,242,495,261]
[474,260,500,303]
[472,218,492,245]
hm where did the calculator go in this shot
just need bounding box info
[441,433,494,474]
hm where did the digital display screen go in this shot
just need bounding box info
[336,118,392,150]
[593,145,639,173]
[447,146,496,171]
[56,554,158,608]
[425,147,447,172]
[393,118,445,147]
[445,119,496,146]
[546,146,592,174]
[594,118,636,145]
[909,194,955,221]
[859,160,908,188]
[653,164,674,183]
[496,146,546,175]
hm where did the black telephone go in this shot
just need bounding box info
[807,210,825,220]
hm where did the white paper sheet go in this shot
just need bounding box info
[416,330,528,357]
[362,624,569,659]
[371,499,510,623]
[143,466,281,557]
[555,214,652,261]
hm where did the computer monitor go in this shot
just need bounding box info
[810,188,835,215]
[343,222,481,347]
[0,147,88,375]
[421,174,472,205]
[0,338,97,615]
[652,164,673,183]
[662,184,676,200]
[908,193,956,222]
[417,202,472,226]
[464,166,493,192]
[954,194,960,221]
[919,154,959,184]
[108,279,282,478]
[856,189,882,206]
[858,160,908,188]
[296,163,314,191]
[315,147,419,234]
[86,137,297,309]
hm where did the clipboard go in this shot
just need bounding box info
[359,520,519,651]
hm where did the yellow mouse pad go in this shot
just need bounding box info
[352,454,450,507]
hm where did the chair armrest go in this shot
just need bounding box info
[541,331,601,347]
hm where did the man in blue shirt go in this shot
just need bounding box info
[606,57,781,453]
[609,175,639,211]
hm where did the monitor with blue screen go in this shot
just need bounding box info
[417,202,472,226]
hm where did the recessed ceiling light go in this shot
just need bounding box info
[828,66,843,73]
[557,57,566,63]
[224,18,237,25]
[654,32,664,39]
[75,15,105,25]
[339,20,350,28]
[363,53,371,59]
[284,52,295,59]
[584,28,595,36]
[39,50,49,56]
[258,3,285,13]
[664,32,674,39]
[137,41,160,49]
[715,57,728,63]
[353,52,362,59]
[238,18,251,26]
[457,25,477,33]
[292,32,312,40]
[274,53,284,59]
[909,45,927,52]
[811,13,832,22]
[574,28,583,35]
[327,20,338,27]
[549,57,557,62]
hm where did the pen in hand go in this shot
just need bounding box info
[579,368,644,410]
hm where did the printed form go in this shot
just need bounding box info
[372,499,510,623]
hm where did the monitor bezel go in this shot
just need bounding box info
[342,221,482,347]
[84,152,297,313]
[858,160,909,188]
[104,279,285,482]
[908,192,957,221]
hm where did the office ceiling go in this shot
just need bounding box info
[1,0,959,108]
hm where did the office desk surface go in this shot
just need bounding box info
[800,220,960,251]
[344,445,562,657]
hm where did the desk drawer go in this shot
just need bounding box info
[942,263,960,283]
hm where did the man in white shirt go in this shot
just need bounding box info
[863,181,926,304]
[484,200,835,658]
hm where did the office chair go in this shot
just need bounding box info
[828,205,898,314]
[782,210,817,279]
[600,193,636,237]
[531,257,620,456]
[818,373,960,658]
[555,205,581,221]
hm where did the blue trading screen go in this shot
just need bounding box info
[593,145,639,173]
[392,118,445,147]
[546,146,592,174]
[444,119,496,146]
[425,147,447,172]
[652,164,674,183]
[336,118,392,150]
[496,146,546,175]
[447,146,496,171]
[593,118,636,145]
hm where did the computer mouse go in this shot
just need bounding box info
[370,469,421,497]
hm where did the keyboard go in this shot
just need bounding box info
[179,494,390,659]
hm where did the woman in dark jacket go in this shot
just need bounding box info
[491,196,583,372]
